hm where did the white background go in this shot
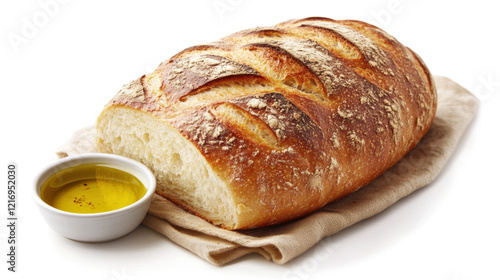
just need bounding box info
[1,0,499,279]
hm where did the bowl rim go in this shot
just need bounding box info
[33,153,156,218]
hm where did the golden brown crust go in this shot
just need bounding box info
[102,17,437,229]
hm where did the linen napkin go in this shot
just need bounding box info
[56,76,479,266]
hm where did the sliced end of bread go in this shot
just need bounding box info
[96,106,239,229]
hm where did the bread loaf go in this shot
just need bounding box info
[96,17,437,230]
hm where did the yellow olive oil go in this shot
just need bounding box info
[40,163,147,214]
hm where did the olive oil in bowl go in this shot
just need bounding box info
[40,163,147,214]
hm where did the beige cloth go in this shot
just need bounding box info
[56,76,479,266]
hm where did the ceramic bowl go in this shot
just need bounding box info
[33,153,156,242]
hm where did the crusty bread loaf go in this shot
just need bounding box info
[96,17,437,230]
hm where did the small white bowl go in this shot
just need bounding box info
[33,153,156,242]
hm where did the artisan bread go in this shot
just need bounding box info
[96,17,437,230]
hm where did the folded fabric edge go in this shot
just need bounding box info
[142,215,278,266]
